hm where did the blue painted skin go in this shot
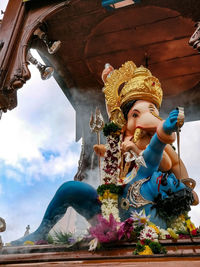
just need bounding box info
[119,170,186,229]
[11,109,186,245]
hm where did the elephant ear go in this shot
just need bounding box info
[152,187,194,223]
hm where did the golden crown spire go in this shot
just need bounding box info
[103,61,163,127]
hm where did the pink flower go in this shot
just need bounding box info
[118,218,134,240]
[89,214,120,243]
[34,240,48,245]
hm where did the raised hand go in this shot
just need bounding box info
[121,140,141,155]
[163,109,180,134]
[93,144,106,157]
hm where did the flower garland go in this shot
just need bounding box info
[101,134,121,185]
[98,187,119,221]
[98,122,123,222]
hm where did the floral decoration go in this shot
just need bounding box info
[101,197,120,221]
[23,240,34,245]
[98,122,124,222]
[167,228,179,240]
[88,237,99,251]
[139,225,158,241]
[34,240,49,245]
[97,184,123,197]
[133,240,166,255]
[138,245,153,255]
[101,135,121,185]
[118,217,134,240]
[89,214,120,243]
[186,218,196,232]
[131,209,150,226]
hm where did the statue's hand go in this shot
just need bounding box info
[93,144,106,157]
[163,109,179,134]
[101,63,114,83]
[121,140,142,154]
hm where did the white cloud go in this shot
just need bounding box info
[0,1,8,19]
[22,149,80,182]
[5,169,22,182]
[0,62,80,182]
[0,51,82,243]
[0,188,53,243]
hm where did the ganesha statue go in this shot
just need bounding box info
[11,61,198,245]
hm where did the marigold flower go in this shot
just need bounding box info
[149,224,160,234]
[23,241,34,245]
[139,245,153,255]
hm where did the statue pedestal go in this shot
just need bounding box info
[1,238,200,266]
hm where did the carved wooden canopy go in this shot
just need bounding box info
[0,0,200,136]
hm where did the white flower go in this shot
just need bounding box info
[88,238,99,251]
[101,198,120,222]
[139,225,158,241]
[131,209,151,225]
[170,217,187,232]
[159,228,169,240]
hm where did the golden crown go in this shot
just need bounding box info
[103,61,163,127]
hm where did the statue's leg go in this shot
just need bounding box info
[11,181,101,245]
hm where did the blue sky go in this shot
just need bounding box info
[0,60,81,242]
[0,1,200,243]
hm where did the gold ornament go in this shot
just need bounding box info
[110,107,126,128]
[103,61,163,127]
[133,128,145,143]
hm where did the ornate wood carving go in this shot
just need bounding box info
[0,0,70,111]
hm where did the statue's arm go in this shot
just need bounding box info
[138,109,178,177]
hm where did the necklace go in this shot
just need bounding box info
[121,177,154,210]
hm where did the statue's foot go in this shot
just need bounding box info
[10,230,47,246]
